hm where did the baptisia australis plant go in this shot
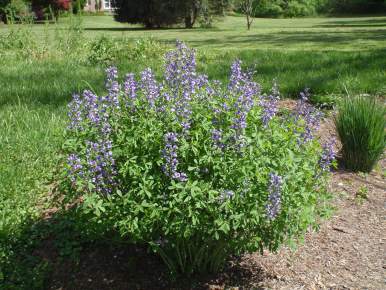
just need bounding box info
[62,41,335,276]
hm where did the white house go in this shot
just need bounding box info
[84,0,114,12]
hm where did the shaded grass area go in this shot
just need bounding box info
[0,15,385,288]
[0,104,64,287]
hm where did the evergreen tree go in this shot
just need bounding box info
[113,0,230,28]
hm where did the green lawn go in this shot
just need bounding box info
[2,15,386,51]
[0,14,385,287]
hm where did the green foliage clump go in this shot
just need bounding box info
[86,35,119,65]
[246,0,321,18]
[86,37,167,65]
[61,42,333,276]
[285,0,317,17]
[127,38,167,60]
[335,96,385,172]
[1,0,33,23]
[0,26,34,50]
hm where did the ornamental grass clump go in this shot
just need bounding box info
[335,96,385,172]
[62,41,335,276]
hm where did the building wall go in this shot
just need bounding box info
[84,0,113,12]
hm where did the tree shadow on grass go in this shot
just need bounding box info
[2,206,269,290]
[316,17,386,28]
[83,26,220,33]
[187,29,386,49]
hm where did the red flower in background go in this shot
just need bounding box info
[55,0,71,10]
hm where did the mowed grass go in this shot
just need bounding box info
[2,15,386,51]
[0,15,385,284]
[1,15,385,103]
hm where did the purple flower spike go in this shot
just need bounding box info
[294,89,323,144]
[140,68,160,109]
[162,132,188,182]
[261,82,280,127]
[266,173,283,220]
[165,40,197,92]
[67,94,84,131]
[124,73,137,108]
[67,153,83,183]
[85,139,117,195]
[227,60,261,150]
[319,139,336,171]
[105,66,120,108]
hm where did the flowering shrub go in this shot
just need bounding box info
[62,41,334,275]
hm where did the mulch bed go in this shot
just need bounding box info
[36,102,385,290]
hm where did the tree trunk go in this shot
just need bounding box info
[145,20,154,29]
[1,14,7,24]
[185,14,193,28]
[191,6,198,27]
[246,15,251,30]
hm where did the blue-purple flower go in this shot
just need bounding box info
[67,94,84,131]
[228,60,260,147]
[67,153,83,183]
[165,40,197,92]
[211,128,225,149]
[161,132,187,182]
[105,66,120,108]
[319,139,336,172]
[123,73,137,108]
[140,68,160,109]
[219,189,235,202]
[84,139,116,195]
[294,89,323,143]
[261,82,280,127]
[266,173,283,220]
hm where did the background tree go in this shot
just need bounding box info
[0,0,10,23]
[113,0,230,28]
[113,0,183,28]
[182,0,230,28]
[236,0,257,30]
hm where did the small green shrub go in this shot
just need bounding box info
[87,35,119,65]
[253,0,283,18]
[0,25,39,59]
[285,1,316,17]
[127,37,167,61]
[86,37,167,65]
[61,42,334,276]
[2,0,33,23]
[55,14,85,53]
[335,96,385,172]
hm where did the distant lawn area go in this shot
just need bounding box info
[1,15,385,105]
[80,15,386,52]
[2,15,385,51]
[0,15,385,286]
